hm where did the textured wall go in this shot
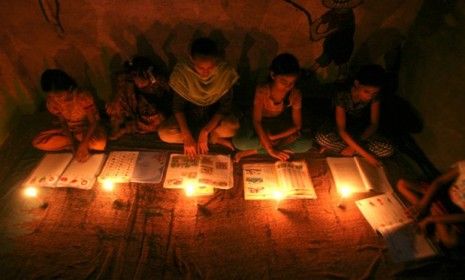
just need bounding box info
[0,0,421,144]
[399,0,465,170]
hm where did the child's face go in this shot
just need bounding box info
[272,74,298,92]
[133,76,151,89]
[192,57,217,79]
[353,81,380,102]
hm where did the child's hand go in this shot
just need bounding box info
[183,134,197,158]
[267,148,291,161]
[75,143,90,162]
[198,129,209,154]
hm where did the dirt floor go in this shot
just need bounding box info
[0,113,464,280]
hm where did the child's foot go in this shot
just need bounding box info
[234,150,257,162]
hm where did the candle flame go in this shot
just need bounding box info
[102,179,115,192]
[24,186,38,198]
[184,182,196,197]
[340,186,351,198]
[272,190,285,201]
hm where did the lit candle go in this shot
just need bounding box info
[23,185,47,209]
[273,189,285,210]
[184,182,196,197]
[101,178,115,192]
[338,185,352,209]
[23,186,39,198]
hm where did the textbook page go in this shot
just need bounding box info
[57,154,106,189]
[275,161,317,199]
[131,151,167,184]
[24,153,73,188]
[98,151,139,183]
[356,193,437,262]
[243,163,279,200]
[354,157,391,193]
[197,155,233,190]
[327,157,367,193]
[163,154,200,189]
[378,221,438,263]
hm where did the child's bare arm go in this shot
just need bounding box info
[425,213,465,225]
[58,116,75,153]
[336,106,379,165]
[361,101,380,139]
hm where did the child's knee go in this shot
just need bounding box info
[232,136,252,151]
[158,127,183,144]
[294,138,313,153]
[213,117,240,139]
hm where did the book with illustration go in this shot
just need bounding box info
[163,154,233,195]
[242,160,317,200]
[356,193,438,262]
[24,153,106,189]
[327,157,391,194]
[98,151,167,184]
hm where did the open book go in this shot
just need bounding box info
[163,154,233,196]
[98,151,167,184]
[24,153,106,190]
[356,193,438,263]
[243,160,317,200]
[327,157,391,194]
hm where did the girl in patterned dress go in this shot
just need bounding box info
[106,56,171,140]
[33,69,107,162]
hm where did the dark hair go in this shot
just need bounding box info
[270,53,300,76]
[355,64,386,88]
[40,69,77,92]
[124,56,154,79]
[190,37,219,59]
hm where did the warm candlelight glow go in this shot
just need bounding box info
[340,185,352,198]
[272,190,285,201]
[184,182,196,197]
[24,186,38,198]
[102,179,115,192]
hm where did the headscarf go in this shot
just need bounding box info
[169,61,238,106]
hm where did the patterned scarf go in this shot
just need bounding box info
[169,61,238,106]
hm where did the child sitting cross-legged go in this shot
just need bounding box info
[32,69,107,162]
[233,53,312,162]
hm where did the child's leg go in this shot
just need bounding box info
[231,118,263,161]
[315,130,346,153]
[32,129,72,151]
[365,135,394,157]
[280,134,313,153]
[157,117,184,144]
[210,114,240,150]
[232,123,260,151]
